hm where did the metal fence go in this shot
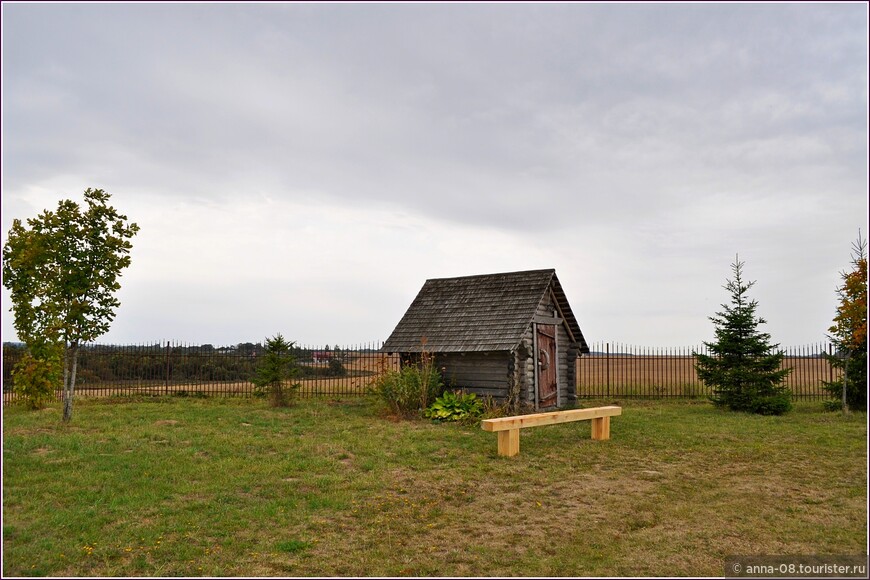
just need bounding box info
[2,341,399,406]
[576,342,840,400]
[3,340,841,405]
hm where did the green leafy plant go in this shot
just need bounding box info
[369,346,443,418]
[423,390,484,422]
[12,339,63,410]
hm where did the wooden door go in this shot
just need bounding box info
[536,324,557,407]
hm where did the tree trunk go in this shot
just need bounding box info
[62,341,70,407]
[841,351,850,415]
[62,342,79,422]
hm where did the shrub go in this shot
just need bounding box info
[424,390,484,422]
[327,358,347,377]
[12,341,63,410]
[750,392,793,416]
[823,399,845,412]
[369,351,443,418]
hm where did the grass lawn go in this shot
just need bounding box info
[2,396,866,577]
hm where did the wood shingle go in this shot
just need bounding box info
[382,269,589,354]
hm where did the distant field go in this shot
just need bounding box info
[576,356,837,399]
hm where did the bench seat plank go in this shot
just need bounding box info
[481,405,623,457]
[480,405,622,432]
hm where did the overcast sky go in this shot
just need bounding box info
[1,2,867,349]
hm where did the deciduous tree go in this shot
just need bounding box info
[824,232,868,412]
[694,256,792,415]
[2,188,139,421]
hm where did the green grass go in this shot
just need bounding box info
[2,396,866,576]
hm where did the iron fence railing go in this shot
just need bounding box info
[576,342,840,400]
[3,340,841,405]
[2,341,398,405]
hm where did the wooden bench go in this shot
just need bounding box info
[480,406,622,457]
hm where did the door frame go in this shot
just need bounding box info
[533,322,560,410]
[533,324,539,410]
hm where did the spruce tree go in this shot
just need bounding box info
[695,256,793,415]
[252,334,300,407]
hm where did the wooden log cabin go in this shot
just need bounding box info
[382,269,590,410]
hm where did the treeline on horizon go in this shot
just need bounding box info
[2,341,382,353]
[2,342,372,389]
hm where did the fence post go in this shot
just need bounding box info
[606,342,610,398]
[164,341,171,395]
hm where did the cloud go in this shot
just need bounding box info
[91,194,560,345]
[2,2,866,346]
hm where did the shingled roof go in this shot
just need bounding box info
[382,269,589,354]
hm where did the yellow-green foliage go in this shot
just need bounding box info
[13,343,62,410]
[423,391,484,422]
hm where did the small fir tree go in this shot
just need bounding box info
[695,256,793,415]
[823,232,868,412]
[252,334,300,407]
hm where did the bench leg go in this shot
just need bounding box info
[497,429,520,457]
[591,416,611,440]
